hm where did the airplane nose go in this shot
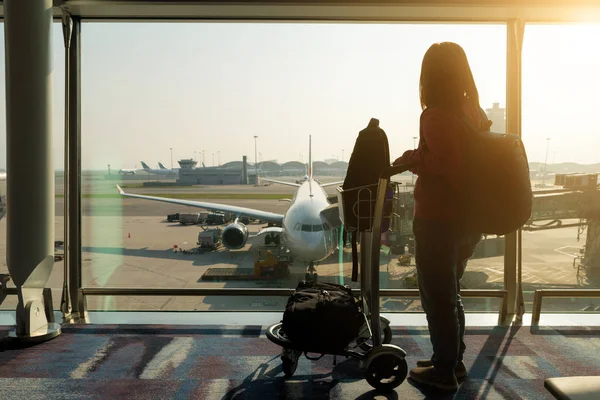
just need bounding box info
[299,232,328,261]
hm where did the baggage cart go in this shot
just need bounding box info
[266,165,410,392]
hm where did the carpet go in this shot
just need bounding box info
[1,324,599,399]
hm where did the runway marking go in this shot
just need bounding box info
[521,270,551,284]
[554,246,583,258]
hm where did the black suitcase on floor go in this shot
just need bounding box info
[281,281,364,353]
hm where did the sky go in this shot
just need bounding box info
[0,22,599,170]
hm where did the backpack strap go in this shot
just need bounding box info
[351,230,359,282]
[458,106,491,133]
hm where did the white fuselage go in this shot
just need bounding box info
[142,167,177,176]
[281,179,337,263]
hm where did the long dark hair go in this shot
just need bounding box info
[419,42,480,114]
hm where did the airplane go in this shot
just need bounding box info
[140,161,178,176]
[158,162,179,171]
[116,136,344,281]
[118,167,137,175]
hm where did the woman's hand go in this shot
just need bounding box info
[393,150,414,166]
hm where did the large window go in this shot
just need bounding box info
[81,22,506,312]
[522,24,600,314]
[0,22,66,310]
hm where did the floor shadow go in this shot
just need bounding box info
[406,378,461,400]
[404,325,524,400]
[221,363,337,400]
[466,323,522,400]
[355,390,399,400]
[221,356,373,400]
[529,326,600,336]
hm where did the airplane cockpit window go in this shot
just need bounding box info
[300,224,325,232]
[294,223,302,231]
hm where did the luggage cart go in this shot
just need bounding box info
[266,165,410,392]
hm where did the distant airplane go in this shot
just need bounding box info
[117,136,344,280]
[118,167,137,175]
[158,162,179,171]
[140,161,178,176]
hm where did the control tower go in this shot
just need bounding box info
[178,159,198,169]
[485,102,506,133]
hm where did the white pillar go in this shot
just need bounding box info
[4,0,60,341]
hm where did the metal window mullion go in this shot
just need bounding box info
[68,16,83,320]
[60,11,73,319]
[60,11,83,321]
[505,19,525,318]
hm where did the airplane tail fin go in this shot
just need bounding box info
[158,162,167,170]
[308,135,313,179]
[141,161,150,170]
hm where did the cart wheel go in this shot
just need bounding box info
[359,319,393,351]
[281,348,301,378]
[364,344,408,392]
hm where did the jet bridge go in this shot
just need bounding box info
[523,183,600,280]
[384,178,600,268]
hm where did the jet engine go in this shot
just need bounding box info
[221,221,249,249]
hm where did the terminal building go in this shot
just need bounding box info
[485,102,506,133]
[176,157,247,185]
[176,156,348,185]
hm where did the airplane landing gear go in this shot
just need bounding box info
[304,262,318,282]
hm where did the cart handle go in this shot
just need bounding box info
[380,164,412,179]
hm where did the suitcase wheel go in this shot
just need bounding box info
[364,344,408,392]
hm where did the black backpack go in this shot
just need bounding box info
[341,118,393,281]
[425,108,532,235]
[342,118,392,232]
[281,281,364,354]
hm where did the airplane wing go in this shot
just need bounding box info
[256,227,284,236]
[260,178,301,188]
[319,181,344,188]
[116,185,284,224]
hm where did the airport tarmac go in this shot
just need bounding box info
[56,173,415,195]
[54,197,292,217]
[0,181,596,318]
